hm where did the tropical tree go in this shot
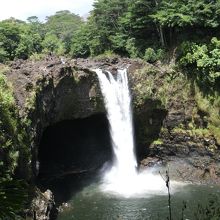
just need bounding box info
[42,33,65,55]
[0,21,21,61]
[151,0,220,46]
[45,10,83,53]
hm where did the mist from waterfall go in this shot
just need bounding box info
[96,69,181,197]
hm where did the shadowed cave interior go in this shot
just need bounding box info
[37,113,113,203]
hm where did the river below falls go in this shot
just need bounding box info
[57,180,220,220]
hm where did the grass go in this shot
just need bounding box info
[29,52,46,61]
[25,90,37,112]
[152,139,164,145]
[209,125,220,145]
[132,63,191,109]
[93,50,120,60]
[194,86,220,144]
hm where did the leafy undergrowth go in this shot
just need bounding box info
[0,65,30,219]
[132,63,192,109]
[194,87,220,145]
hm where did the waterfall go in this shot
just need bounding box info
[96,69,137,180]
[96,68,179,197]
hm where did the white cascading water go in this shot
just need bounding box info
[96,68,181,197]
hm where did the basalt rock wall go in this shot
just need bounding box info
[6,56,220,184]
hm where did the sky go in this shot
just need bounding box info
[0,0,95,21]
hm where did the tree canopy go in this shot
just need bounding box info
[0,1,220,86]
[0,11,83,62]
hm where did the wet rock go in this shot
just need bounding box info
[28,189,58,220]
[140,157,162,169]
[164,157,220,184]
[58,202,72,213]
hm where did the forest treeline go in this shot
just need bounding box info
[1,0,220,86]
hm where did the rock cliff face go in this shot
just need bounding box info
[7,57,144,177]
[130,63,220,184]
[8,57,102,177]
[7,56,220,182]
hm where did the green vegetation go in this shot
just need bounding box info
[194,86,220,144]
[0,1,220,68]
[152,139,164,145]
[132,63,191,109]
[0,10,82,62]
[0,2,219,90]
[0,66,30,219]
[179,38,220,86]
[133,62,219,148]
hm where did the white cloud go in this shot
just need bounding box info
[0,0,95,21]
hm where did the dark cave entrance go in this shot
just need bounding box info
[37,113,112,203]
[36,102,167,204]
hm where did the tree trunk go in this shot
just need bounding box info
[159,25,165,47]
[154,0,165,47]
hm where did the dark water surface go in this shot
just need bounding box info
[57,181,220,220]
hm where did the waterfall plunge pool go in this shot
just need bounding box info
[57,179,220,220]
[58,69,220,220]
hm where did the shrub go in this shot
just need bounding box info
[144,48,166,63]
[126,38,139,58]
[0,48,8,63]
[144,48,157,63]
[0,179,28,219]
[0,66,30,219]
[179,38,220,86]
